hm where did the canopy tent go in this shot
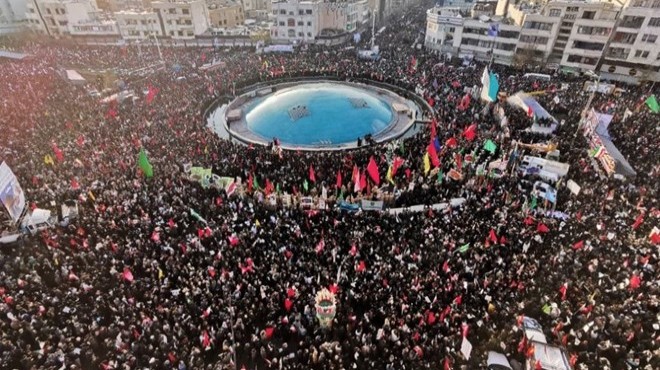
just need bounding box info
[507,92,558,134]
[65,70,86,85]
[589,111,636,177]
[0,50,31,60]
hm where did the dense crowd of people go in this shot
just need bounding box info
[0,4,658,370]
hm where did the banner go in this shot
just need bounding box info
[360,199,384,211]
[566,179,581,196]
[0,162,26,222]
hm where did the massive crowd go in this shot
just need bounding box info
[0,4,658,370]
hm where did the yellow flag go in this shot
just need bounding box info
[423,153,430,175]
[386,166,394,184]
[158,267,164,280]
[88,191,96,202]
[255,219,261,227]
[44,154,54,166]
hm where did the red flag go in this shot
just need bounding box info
[392,157,404,176]
[122,267,134,282]
[443,357,452,370]
[429,118,437,139]
[442,260,449,273]
[454,152,462,170]
[427,140,440,168]
[208,266,216,278]
[651,232,660,244]
[632,212,644,229]
[461,322,470,338]
[445,137,458,148]
[151,230,160,242]
[146,85,158,104]
[167,218,176,228]
[76,135,85,147]
[315,238,325,254]
[426,310,436,325]
[489,229,498,244]
[524,216,535,225]
[349,244,357,256]
[264,326,275,339]
[463,124,477,141]
[264,179,273,196]
[328,283,339,294]
[405,168,411,180]
[572,240,584,250]
[559,283,567,300]
[336,170,342,189]
[527,106,534,117]
[287,287,296,298]
[70,178,80,190]
[309,164,316,182]
[201,330,211,348]
[537,222,550,233]
[526,344,535,358]
[366,157,380,185]
[356,260,366,273]
[168,352,177,364]
[569,354,578,367]
[247,173,253,193]
[359,170,367,190]
[453,295,462,305]
[629,274,641,289]
[284,298,293,311]
[518,335,527,353]
[535,360,543,370]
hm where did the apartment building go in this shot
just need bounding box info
[208,0,244,28]
[600,0,660,82]
[271,0,319,42]
[0,0,27,34]
[97,0,151,12]
[241,0,271,18]
[26,0,99,36]
[115,9,161,38]
[151,0,209,39]
[425,7,520,65]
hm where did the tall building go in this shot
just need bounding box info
[208,0,244,28]
[600,0,660,82]
[25,0,100,36]
[0,0,27,34]
[151,0,210,39]
[114,9,161,38]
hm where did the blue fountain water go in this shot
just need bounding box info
[244,82,394,146]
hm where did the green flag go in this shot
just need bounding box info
[542,303,552,315]
[338,190,344,202]
[190,208,208,224]
[437,170,443,184]
[276,183,281,194]
[530,195,537,210]
[253,176,259,190]
[483,139,497,154]
[646,95,659,113]
[302,179,308,192]
[138,148,153,178]
[458,243,470,253]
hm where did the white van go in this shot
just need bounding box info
[525,342,571,370]
[522,316,547,344]
[533,181,557,203]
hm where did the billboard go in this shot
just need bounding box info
[0,162,26,222]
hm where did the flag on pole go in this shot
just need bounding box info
[645,95,659,113]
[427,139,440,168]
[309,165,316,182]
[463,124,477,141]
[423,153,431,175]
[138,148,153,178]
[480,67,500,102]
[366,157,380,185]
[391,156,404,176]
[146,85,159,104]
[458,243,470,253]
[336,170,342,189]
[190,208,208,224]
[303,179,309,192]
[483,139,497,154]
[44,155,54,166]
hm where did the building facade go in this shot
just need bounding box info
[0,0,27,34]
[151,0,209,39]
[25,0,99,36]
[208,0,244,28]
[114,9,161,39]
[271,0,319,42]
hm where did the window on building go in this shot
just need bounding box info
[631,0,650,6]
[187,31,193,36]
[287,18,295,27]
[634,50,650,58]
[288,29,295,37]
[46,8,51,14]
[613,32,638,44]
[650,17,660,27]
[607,47,631,59]
[273,10,278,15]
[620,16,645,28]
[307,32,311,37]
[298,9,304,15]
[572,41,604,51]
[298,32,303,37]
[306,9,312,14]
[642,33,657,43]
[566,6,578,12]
[297,21,303,26]
[178,30,183,36]
[185,19,192,25]
[58,20,67,26]
[523,21,552,31]
[549,9,561,17]
[278,21,284,26]
[169,8,176,14]
[653,0,660,8]
[279,9,286,14]
[307,21,311,26]
[581,11,596,19]
[566,54,597,64]
[182,8,189,14]
[564,14,576,20]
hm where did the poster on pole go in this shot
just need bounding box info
[0,162,26,222]
[460,337,473,360]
